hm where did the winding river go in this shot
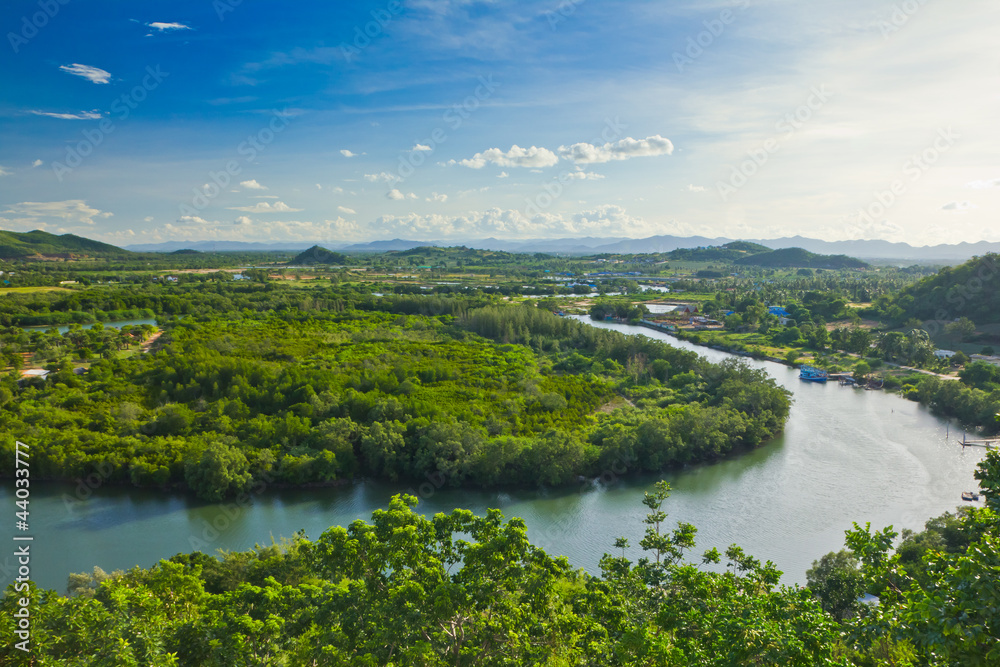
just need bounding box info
[1,317,987,592]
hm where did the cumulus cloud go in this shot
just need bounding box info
[497,171,509,179]
[558,135,674,164]
[29,109,102,120]
[941,200,976,212]
[227,201,303,213]
[177,215,212,224]
[565,171,605,180]
[240,179,268,190]
[427,193,448,202]
[147,22,191,31]
[159,217,363,243]
[411,143,432,151]
[364,172,398,184]
[337,205,356,214]
[386,189,418,200]
[32,159,42,167]
[368,204,654,239]
[5,200,111,226]
[965,178,1000,189]
[454,145,559,169]
[340,149,358,157]
[59,63,112,84]
[143,216,154,222]
[686,184,707,192]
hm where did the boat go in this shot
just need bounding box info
[799,365,829,382]
[961,491,980,502]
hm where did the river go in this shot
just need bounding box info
[0,317,987,592]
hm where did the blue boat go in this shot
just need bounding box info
[799,365,829,382]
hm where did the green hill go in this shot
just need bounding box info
[0,229,130,260]
[291,245,349,265]
[880,252,1000,324]
[734,247,869,269]
[666,241,772,262]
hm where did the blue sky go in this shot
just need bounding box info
[1,0,998,246]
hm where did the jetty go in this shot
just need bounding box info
[961,434,999,449]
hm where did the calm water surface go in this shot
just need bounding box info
[1,317,986,591]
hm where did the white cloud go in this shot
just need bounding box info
[227,201,303,213]
[59,63,112,84]
[411,143,432,151]
[4,200,111,226]
[364,172,399,184]
[686,184,707,192]
[29,109,102,120]
[31,159,42,168]
[455,145,559,169]
[251,195,279,199]
[337,205,356,214]
[157,217,364,243]
[143,216,154,222]
[558,135,674,164]
[427,193,448,202]
[340,149,358,157]
[965,178,1000,189]
[369,204,655,239]
[146,22,192,31]
[315,184,322,190]
[386,189,418,200]
[941,201,976,212]
[566,171,605,180]
[0,166,11,176]
[240,179,268,190]
[497,171,509,179]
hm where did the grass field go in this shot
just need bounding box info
[0,286,74,295]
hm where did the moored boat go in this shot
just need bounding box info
[799,365,829,382]
[961,491,980,501]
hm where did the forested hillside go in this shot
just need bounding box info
[734,247,869,269]
[876,253,1000,324]
[0,229,131,259]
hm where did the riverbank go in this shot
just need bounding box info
[4,317,988,593]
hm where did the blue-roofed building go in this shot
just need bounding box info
[768,306,790,317]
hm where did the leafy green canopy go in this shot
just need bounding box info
[0,485,842,666]
[1,304,791,500]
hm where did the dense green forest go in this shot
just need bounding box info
[0,292,790,500]
[875,253,1000,326]
[4,453,998,665]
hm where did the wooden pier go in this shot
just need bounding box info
[961,434,999,449]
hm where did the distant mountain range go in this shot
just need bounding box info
[124,235,1000,262]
